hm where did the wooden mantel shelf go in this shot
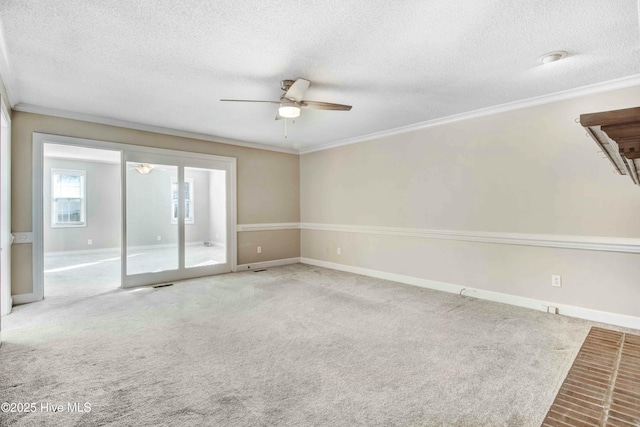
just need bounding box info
[580,106,640,187]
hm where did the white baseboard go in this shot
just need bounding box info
[1,295,13,316]
[237,257,301,271]
[300,257,640,331]
[45,247,120,256]
[44,242,217,256]
[205,241,225,248]
[12,292,39,305]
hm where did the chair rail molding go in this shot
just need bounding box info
[236,223,301,232]
[299,223,640,254]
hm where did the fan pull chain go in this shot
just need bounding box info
[285,118,288,138]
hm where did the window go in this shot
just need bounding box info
[171,177,194,224]
[51,169,86,227]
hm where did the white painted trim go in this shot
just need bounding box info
[12,292,37,305]
[0,19,18,107]
[32,135,45,302]
[237,257,300,271]
[11,76,640,156]
[45,247,120,257]
[33,133,238,296]
[43,242,205,257]
[300,223,640,254]
[228,159,238,272]
[300,258,640,330]
[14,103,298,154]
[1,102,11,316]
[37,133,240,164]
[237,223,301,232]
[44,153,120,165]
[235,221,640,253]
[5,295,12,314]
[300,74,640,154]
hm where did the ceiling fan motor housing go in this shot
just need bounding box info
[280,80,295,92]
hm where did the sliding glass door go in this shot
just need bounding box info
[32,133,237,302]
[123,152,234,288]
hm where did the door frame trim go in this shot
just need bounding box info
[32,133,237,301]
[0,98,11,316]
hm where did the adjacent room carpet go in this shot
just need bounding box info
[1,264,637,426]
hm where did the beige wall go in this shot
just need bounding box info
[9,77,640,319]
[11,111,300,295]
[238,229,301,266]
[300,86,640,318]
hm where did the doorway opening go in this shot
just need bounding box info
[31,133,237,304]
[43,143,121,300]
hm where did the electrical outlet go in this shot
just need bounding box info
[157,235,162,241]
[88,239,93,245]
[337,247,341,255]
[257,246,262,254]
[551,275,562,288]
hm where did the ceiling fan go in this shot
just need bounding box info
[220,78,352,120]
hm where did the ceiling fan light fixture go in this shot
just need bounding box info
[135,163,154,174]
[278,103,300,118]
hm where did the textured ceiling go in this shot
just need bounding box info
[1,1,639,152]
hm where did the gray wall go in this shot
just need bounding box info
[185,168,213,244]
[44,160,230,251]
[44,158,120,252]
[125,165,217,247]
[126,163,175,247]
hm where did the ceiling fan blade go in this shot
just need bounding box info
[220,99,280,104]
[283,78,310,102]
[301,100,352,111]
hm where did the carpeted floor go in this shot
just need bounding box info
[42,245,226,299]
[1,264,636,426]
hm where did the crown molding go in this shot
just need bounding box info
[13,103,299,155]
[299,74,640,154]
[0,19,18,107]
[9,73,640,156]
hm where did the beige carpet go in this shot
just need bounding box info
[1,264,636,426]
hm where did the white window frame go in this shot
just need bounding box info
[171,177,194,224]
[51,168,86,228]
